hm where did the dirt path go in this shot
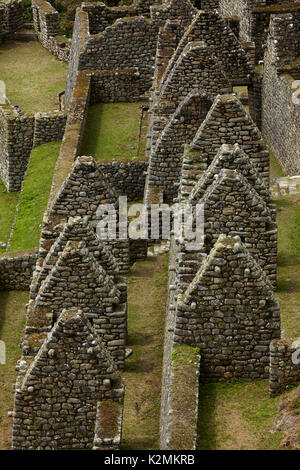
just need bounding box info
[121,254,168,450]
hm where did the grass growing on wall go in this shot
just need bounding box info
[0,40,68,113]
[121,254,168,450]
[197,380,283,450]
[0,182,19,253]
[0,291,28,450]
[81,102,148,163]
[9,141,61,252]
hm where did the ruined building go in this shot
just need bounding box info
[0,0,299,450]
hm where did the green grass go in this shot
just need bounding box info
[0,182,19,253]
[0,290,28,450]
[81,102,148,163]
[0,40,68,113]
[275,195,300,338]
[121,254,168,450]
[9,141,61,252]
[270,149,285,179]
[197,380,283,450]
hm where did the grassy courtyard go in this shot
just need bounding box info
[197,380,283,450]
[9,141,61,252]
[81,102,148,163]
[121,254,168,450]
[0,40,68,113]
[0,290,29,450]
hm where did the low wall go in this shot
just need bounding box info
[99,161,148,201]
[1,0,23,36]
[32,0,70,61]
[81,0,160,35]
[160,237,200,450]
[0,250,37,290]
[0,103,34,192]
[270,338,300,397]
[33,111,67,147]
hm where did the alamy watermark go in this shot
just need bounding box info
[292,80,300,105]
[96,197,204,251]
[0,80,6,105]
[0,340,5,365]
[292,341,300,365]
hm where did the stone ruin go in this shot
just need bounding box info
[0,0,299,451]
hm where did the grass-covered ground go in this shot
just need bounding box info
[0,291,28,450]
[81,102,148,163]
[9,141,61,252]
[198,380,283,450]
[0,182,19,252]
[0,40,68,113]
[276,195,300,338]
[121,254,168,450]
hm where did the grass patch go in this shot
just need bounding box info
[0,40,68,113]
[121,253,168,450]
[0,182,19,253]
[275,195,300,338]
[270,149,285,179]
[81,102,148,163]
[0,290,28,450]
[9,141,61,252]
[197,380,283,450]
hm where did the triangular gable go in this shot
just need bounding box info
[190,94,270,182]
[189,143,270,204]
[30,216,119,300]
[49,156,117,219]
[202,168,272,222]
[160,9,252,90]
[181,234,276,307]
[21,308,118,394]
[158,41,232,107]
[30,241,121,327]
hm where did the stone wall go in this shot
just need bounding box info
[0,102,34,192]
[32,0,70,61]
[262,14,300,175]
[0,102,68,191]
[160,10,253,89]
[90,69,145,103]
[270,338,300,396]
[176,234,281,381]
[82,0,163,35]
[219,0,300,63]
[147,92,213,203]
[65,10,89,109]
[78,16,159,97]
[0,4,4,37]
[160,237,200,450]
[0,250,37,290]
[12,308,125,450]
[99,161,148,201]
[1,0,23,36]
[33,111,67,147]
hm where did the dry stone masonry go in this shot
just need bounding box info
[0,0,298,451]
